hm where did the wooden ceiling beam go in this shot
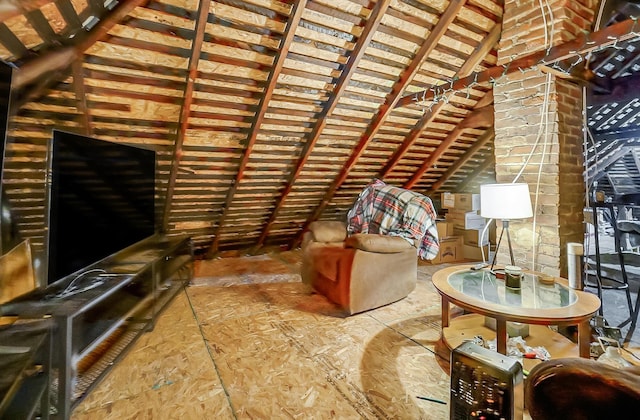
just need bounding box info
[87,0,106,15]
[395,17,640,108]
[378,20,500,179]
[402,103,494,190]
[162,0,212,232]
[206,0,308,257]
[459,104,494,129]
[24,9,59,44]
[0,0,54,22]
[612,52,640,79]
[12,0,149,90]
[54,0,83,28]
[452,155,496,192]
[403,126,465,189]
[292,0,468,244]
[71,60,92,136]
[252,0,392,251]
[425,127,494,194]
[0,22,28,57]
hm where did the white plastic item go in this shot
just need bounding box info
[597,346,631,369]
[567,242,584,289]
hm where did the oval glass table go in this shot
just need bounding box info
[432,265,601,360]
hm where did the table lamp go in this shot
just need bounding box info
[480,183,533,270]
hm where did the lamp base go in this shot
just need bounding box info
[490,220,515,271]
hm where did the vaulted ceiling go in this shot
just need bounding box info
[0,0,638,259]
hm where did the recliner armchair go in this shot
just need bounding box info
[301,220,418,315]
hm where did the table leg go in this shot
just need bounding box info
[578,319,591,358]
[496,319,507,354]
[441,297,449,328]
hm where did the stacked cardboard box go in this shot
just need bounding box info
[440,192,495,261]
[432,220,462,264]
[443,193,483,227]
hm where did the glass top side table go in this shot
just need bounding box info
[447,269,577,310]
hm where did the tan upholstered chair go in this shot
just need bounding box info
[301,220,417,315]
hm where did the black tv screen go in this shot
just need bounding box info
[47,130,156,284]
[0,62,11,180]
[1,62,14,254]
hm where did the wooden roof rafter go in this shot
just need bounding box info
[55,0,84,29]
[403,93,495,189]
[380,21,501,180]
[292,0,470,244]
[24,7,61,47]
[0,0,55,21]
[425,126,495,194]
[206,0,308,257]
[451,154,495,191]
[71,59,92,136]
[11,0,150,103]
[161,0,213,231]
[250,0,393,252]
[395,17,640,109]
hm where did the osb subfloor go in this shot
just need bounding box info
[71,252,640,419]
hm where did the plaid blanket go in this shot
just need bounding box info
[346,179,440,260]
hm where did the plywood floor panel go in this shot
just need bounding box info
[71,252,640,419]
[187,274,450,419]
[71,251,455,419]
[73,292,232,417]
[72,375,234,420]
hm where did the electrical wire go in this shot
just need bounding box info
[46,268,107,300]
[503,0,554,271]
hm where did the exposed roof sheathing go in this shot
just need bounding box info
[1,0,504,256]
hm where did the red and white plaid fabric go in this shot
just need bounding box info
[346,179,440,260]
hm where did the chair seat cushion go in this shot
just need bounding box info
[345,233,415,253]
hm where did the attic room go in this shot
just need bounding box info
[1,0,640,418]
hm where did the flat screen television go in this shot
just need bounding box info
[0,62,15,254]
[47,130,156,284]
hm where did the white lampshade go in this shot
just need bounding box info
[480,183,533,220]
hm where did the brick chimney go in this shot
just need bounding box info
[493,0,597,276]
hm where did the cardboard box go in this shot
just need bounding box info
[436,220,455,239]
[430,236,463,264]
[462,243,490,261]
[453,227,490,246]
[453,193,480,212]
[445,209,486,230]
[441,192,454,209]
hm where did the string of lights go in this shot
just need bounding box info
[406,16,640,114]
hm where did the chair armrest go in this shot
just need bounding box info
[345,234,415,253]
[308,221,347,243]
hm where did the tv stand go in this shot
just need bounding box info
[0,234,192,419]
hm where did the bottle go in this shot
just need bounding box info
[567,242,584,290]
